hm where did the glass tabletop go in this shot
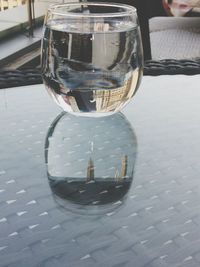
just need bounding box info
[1,75,200,267]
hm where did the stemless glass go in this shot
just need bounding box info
[41,2,143,116]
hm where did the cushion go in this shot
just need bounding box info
[150,16,200,32]
[149,17,200,59]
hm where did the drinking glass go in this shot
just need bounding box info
[41,2,143,116]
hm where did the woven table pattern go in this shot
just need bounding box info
[1,75,200,266]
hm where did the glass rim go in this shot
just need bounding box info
[48,2,137,18]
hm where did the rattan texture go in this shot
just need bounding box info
[0,59,200,89]
[144,59,200,76]
[0,69,42,89]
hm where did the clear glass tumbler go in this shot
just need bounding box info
[41,2,143,116]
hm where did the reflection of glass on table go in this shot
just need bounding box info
[45,112,137,211]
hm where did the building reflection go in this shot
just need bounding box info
[58,68,139,113]
[86,158,95,182]
[87,155,128,182]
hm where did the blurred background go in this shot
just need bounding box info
[0,0,199,70]
[0,0,78,69]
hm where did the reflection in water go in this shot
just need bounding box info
[45,112,137,214]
